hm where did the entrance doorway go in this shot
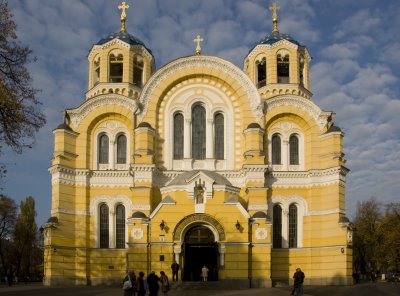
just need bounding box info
[183,225,218,281]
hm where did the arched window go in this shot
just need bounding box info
[116,134,127,164]
[289,134,299,165]
[214,113,224,160]
[173,113,184,159]
[277,53,290,83]
[99,134,109,164]
[289,204,298,248]
[115,204,125,249]
[273,205,282,248]
[299,55,305,86]
[109,53,123,83]
[93,56,100,85]
[271,134,281,164]
[133,54,144,86]
[192,105,206,160]
[256,57,266,88]
[99,204,109,248]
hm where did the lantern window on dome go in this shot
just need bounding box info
[109,52,124,83]
[277,51,290,84]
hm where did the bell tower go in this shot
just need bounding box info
[86,1,154,100]
[244,0,312,100]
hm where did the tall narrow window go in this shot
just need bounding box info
[115,204,125,249]
[99,204,109,248]
[271,134,281,164]
[256,58,266,88]
[277,53,290,83]
[133,54,144,86]
[273,205,282,248]
[94,56,100,85]
[99,134,109,164]
[192,105,206,160]
[173,113,184,159]
[116,134,127,164]
[299,55,305,86]
[109,53,123,83]
[289,134,299,165]
[214,113,224,160]
[289,204,298,248]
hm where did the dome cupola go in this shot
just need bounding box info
[244,1,312,100]
[86,1,155,100]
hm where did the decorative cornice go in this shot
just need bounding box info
[89,41,153,61]
[67,94,138,128]
[246,40,311,62]
[265,95,333,130]
[138,55,262,121]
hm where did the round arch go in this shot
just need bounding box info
[173,214,225,242]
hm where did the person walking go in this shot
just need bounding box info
[147,271,160,296]
[135,272,146,296]
[160,271,170,296]
[292,268,305,296]
[201,265,209,282]
[171,261,180,282]
[122,270,136,296]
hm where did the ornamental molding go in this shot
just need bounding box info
[51,208,90,216]
[255,228,268,240]
[265,95,333,130]
[138,55,262,121]
[67,94,138,128]
[90,194,132,215]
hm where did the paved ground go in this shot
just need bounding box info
[0,281,399,296]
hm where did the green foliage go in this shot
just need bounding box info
[353,198,400,273]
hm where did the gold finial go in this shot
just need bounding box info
[193,35,204,55]
[118,1,130,33]
[269,0,280,34]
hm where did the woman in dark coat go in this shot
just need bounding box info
[146,271,160,296]
[135,272,146,296]
[122,270,136,296]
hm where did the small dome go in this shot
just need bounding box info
[47,216,59,224]
[252,211,268,219]
[137,122,152,128]
[249,32,300,53]
[326,125,342,133]
[131,211,147,219]
[339,216,350,224]
[247,123,261,129]
[55,123,73,131]
[96,32,152,55]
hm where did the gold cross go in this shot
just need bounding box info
[118,1,130,32]
[269,0,280,33]
[193,35,204,55]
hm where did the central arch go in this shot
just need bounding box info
[173,214,225,282]
[183,225,218,281]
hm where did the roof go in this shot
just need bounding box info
[96,31,153,54]
[168,170,232,186]
[249,31,300,53]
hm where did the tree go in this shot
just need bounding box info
[377,203,400,272]
[14,196,37,277]
[0,0,46,176]
[0,194,17,275]
[353,198,382,274]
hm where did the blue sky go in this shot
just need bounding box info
[3,0,400,227]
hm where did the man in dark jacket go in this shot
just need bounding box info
[147,271,160,296]
[292,268,305,296]
[171,261,180,281]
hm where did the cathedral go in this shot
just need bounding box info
[44,1,353,287]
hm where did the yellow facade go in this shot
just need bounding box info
[45,7,352,288]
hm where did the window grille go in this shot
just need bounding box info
[214,113,224,160]
[173,113,184,159]
[109,53,123,83]
[117,134,127,164]
[289,135,299,165]
[115,204,125,249]
[99,134,109,164]
[99,204,109,248]
[289,204,298,248]
[271,134,281,164]
[133,54,143,86]
[273,205,282,248]
[192,105,206,160]
[277,53,290,83]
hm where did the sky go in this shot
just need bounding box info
[3,0,400,227]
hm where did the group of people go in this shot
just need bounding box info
[123,270,170,296]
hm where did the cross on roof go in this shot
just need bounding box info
[193,35,204,55]
[118,1,130,33]
[269,0,280,33]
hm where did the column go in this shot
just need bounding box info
[206,118,214,159]
[109,209,115,248]
[184,118,191,159]
[282,209,289,248]
[109,140,115,170]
